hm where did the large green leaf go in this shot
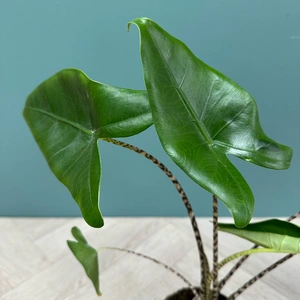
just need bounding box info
[67,227,101,295]
[218,219,300,253]
[23,69,152,228]
[128,18,293,227]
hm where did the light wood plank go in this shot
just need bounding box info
[0,217,299,300]
[130,290,157,300]
[64,222,194,300]
[0,219,50,295]
[14,217,74,241]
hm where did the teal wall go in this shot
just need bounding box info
[1,0,299,219]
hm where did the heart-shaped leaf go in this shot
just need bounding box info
[67,226,101,295]
[128,18,293,227]
[23,69,152,228]
[218,219,300,253]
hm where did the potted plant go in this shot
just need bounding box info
[23,18,299,300]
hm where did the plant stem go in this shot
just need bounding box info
[287,210,300,222]
[218,248,278,270]
[206,248,279,293]
[211,195,219,300]
[102,138,209,293]
[218,210,300,290]
[222,211,300,298]
[227,254,294,300]
[99,246,201,300]
[218,244,258,290]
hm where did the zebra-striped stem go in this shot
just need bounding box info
[227,254,294,300]
[205,248,278,295]
[98,246,201,300]
[211,195,219,300]
[218,211,300,290]
[101,138,209,295]
[287,211,300,222]
[218,244,258,291]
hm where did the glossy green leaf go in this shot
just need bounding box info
[23,69,152,228]
[218,219,300,253]
[129,18,293,227]
[67,226,101,295]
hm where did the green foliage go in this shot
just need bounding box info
[24,18,293,229]
[218,219,300,253]
[23,17,296,299]
[128,18,292,227]
[67,226,101,296]
[23,69,152,228]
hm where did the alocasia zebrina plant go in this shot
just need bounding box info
[24,17,298,300]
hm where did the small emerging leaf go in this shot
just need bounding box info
[218,219,300,253]
[129,18,293,227]
[24,69,152,228]
[67,226,101,296]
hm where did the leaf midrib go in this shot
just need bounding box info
[148,31,213,145]
[26,107,94,136]
[27,106,152,138]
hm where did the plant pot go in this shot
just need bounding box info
[165,287,227,300]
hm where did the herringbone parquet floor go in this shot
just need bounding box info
[0,217,299,300]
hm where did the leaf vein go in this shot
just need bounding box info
[26,107,93,136]
[61,136,94,178]
[212,101,251,141]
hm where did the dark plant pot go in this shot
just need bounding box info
[165,287,227,300]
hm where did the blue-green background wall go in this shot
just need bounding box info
[1,0,299,219]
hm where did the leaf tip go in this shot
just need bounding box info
[127,22,132,32]
[232,211,251,228]
[85,216,104,229]
[127,17,152,31]
[71,226,79,233]
[234,220,248,229]
[229,202,254,229]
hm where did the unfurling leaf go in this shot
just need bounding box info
[218,219,300,253]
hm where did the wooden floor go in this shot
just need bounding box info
[0,217,299,300]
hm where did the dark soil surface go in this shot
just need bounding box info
[165,288,227,300]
